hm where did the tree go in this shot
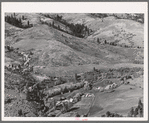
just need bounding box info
[75,112,80,117]
[52,21,54,27]
[139,108,143,117]
[87,29,89,36]
[105,40,107,44]
[93,67,96,72]
[138,99,143,109]
[18,109,23,116]
[56,14,62,21]
[129,107,134,117]
[75,73,78,82]
[111,113,114,117]
[58,25,60,30]
[85,26,88,31]
[101,114,106,117]
[97,38,100,44]
[27,21,30,26]
[22,15,25,20]
[5,14,24,28]
[106,111,111,117]
[134,108,138,117]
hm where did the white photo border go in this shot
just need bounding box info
[1,2,148,121]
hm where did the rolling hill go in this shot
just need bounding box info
[5,13,144,76]
[51,13,144,47]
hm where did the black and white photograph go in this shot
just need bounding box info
[1,2,148,121]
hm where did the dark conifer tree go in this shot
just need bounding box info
[22,15,25,20]
[58,25,60,30]
[105,40,107,44]
[129,107,134,117]
[134,108,138,117]
[27,21,30,26]
[52,21,54,27]
[97,38,100,44]
[106,111,111,117]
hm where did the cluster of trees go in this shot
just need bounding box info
[5,13,33,29]
[90,13,144,24]
[128,99,143,117]
[101,111,123,117]
[41,20,73,37]
[90,13,108,22]
[68,23,91,38]
[113,14,144,24]
[42,14,52,19]
[133,60,144,64]
[97,38,142,49]
[42,14,92,38]
[52,13,85,36]
[82,67,143,83]
[54,14,63,21]
[129,14,144,23]
[91,13,108,18]
[97,38,107,44]
[108,42,117,46]
[101,99,143,117]
[117,44,141,49]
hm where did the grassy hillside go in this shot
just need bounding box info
[5,22,24,45]
[52,13,144,48]
[5,13,144,76]
[87,17,144,47]
[5,13,42,26]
